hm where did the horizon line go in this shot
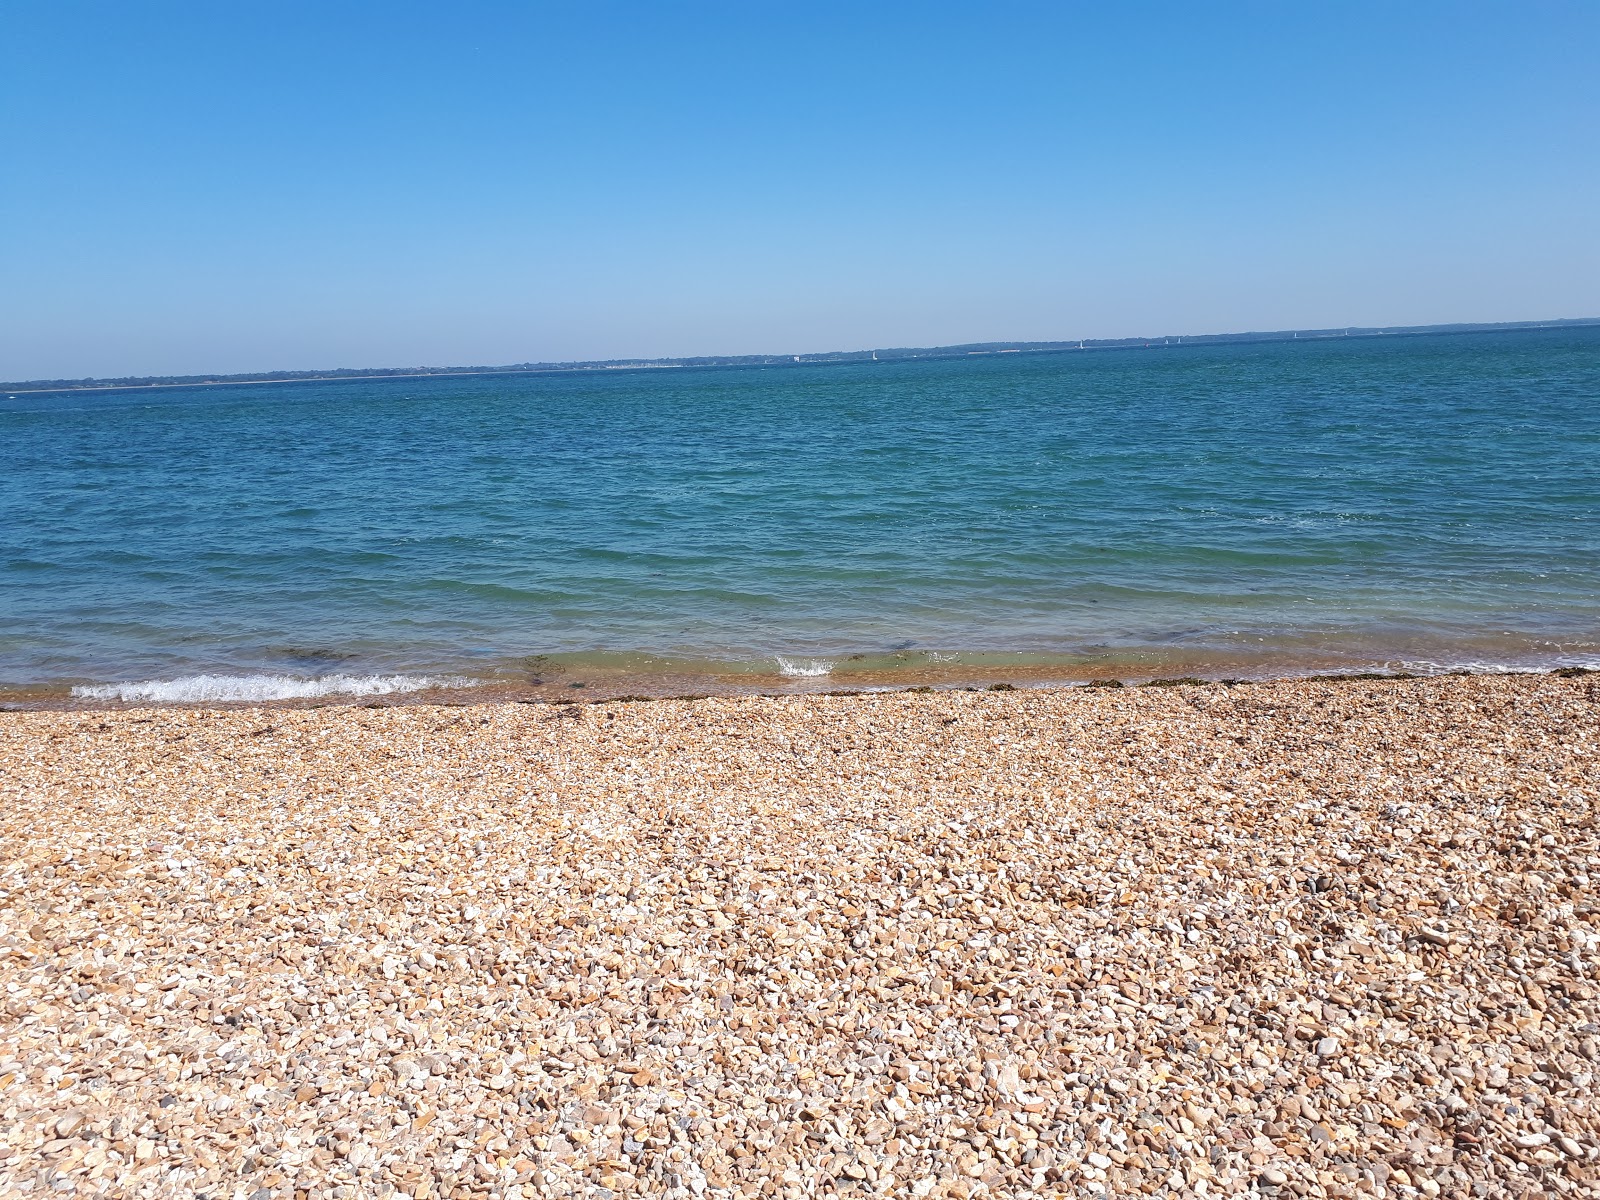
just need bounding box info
[5,315,1598,396]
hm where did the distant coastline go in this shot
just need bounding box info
[5,316,1598,396]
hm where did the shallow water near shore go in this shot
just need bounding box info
[4,327,1599,704]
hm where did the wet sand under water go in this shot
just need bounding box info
[6,648,1595,713]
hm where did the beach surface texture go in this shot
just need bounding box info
[3,673,1599,1199]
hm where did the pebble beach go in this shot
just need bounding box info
[3,672,1599,1200]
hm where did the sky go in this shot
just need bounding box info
[3,1,1598,381]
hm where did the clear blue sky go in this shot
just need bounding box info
[3,1,1597,380]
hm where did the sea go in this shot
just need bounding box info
[3,327,1598,705]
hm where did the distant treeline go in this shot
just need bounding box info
[6,318,1597,394]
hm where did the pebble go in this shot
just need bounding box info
[2,672,1599,1198]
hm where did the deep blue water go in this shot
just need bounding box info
[3,328,1599,699]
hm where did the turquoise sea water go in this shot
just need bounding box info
[3,328,1599,701]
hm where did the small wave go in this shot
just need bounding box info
[71,673,477,703]
[1395,653,1600,676]
[775,656,834,678]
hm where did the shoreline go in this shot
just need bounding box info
[3,673,1599,1196]
[4,658,1593,713]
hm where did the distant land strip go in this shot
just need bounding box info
[6,317,1598,395]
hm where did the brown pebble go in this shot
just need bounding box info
[1,673,1595,1197]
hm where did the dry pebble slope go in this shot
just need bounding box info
[0,675,1598,1200]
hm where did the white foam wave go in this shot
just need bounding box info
[1394,656,1600,677]
[71,673,477,703]
[775,656,834,678]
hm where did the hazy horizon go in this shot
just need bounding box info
[4,1,1597,380]
[6,315,1600,389]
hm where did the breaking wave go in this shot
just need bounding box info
[71,673,477,703]
[775,656,834,678]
